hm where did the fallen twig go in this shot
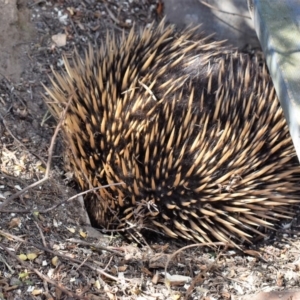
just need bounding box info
[0,95,73,211]
[0,229,125,282]
[67,238,125,257]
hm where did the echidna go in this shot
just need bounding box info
[44,20,300,246]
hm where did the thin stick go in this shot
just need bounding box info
[164,242,227,286]
[67,238,125,257]
[0,229,125,282]
[39,182,123,213]
[0,95,73,211]
[0,183,124,214]
[34,220,47,248]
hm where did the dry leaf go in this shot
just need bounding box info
[172,294,181,300]
[8,217,21,229]
[32,289,43,296]
[18,254,27,261]
[106,292,115,300]
[152,272,159,284]
[94,280,101,289]
[37,165,46,172]
[141,267,152,276]
[66,227,76,233]
[51,33,67,47]
[52,256,59,267]
[164,273,191,286]
[14,185,22,191]
[19,271,29,279]
[77,22,85,30]
[79,229,87,238]
[27,253,38,260]
[67,7,75,15]
[118,265,127,272]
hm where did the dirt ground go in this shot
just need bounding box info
[1,1,300,300]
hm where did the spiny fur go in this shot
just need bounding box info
[44,21,300,246]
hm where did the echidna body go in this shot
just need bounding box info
[45,21,300,245]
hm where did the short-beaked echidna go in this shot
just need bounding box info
[44,21,300,245]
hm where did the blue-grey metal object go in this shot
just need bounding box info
[249,0,300,162]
